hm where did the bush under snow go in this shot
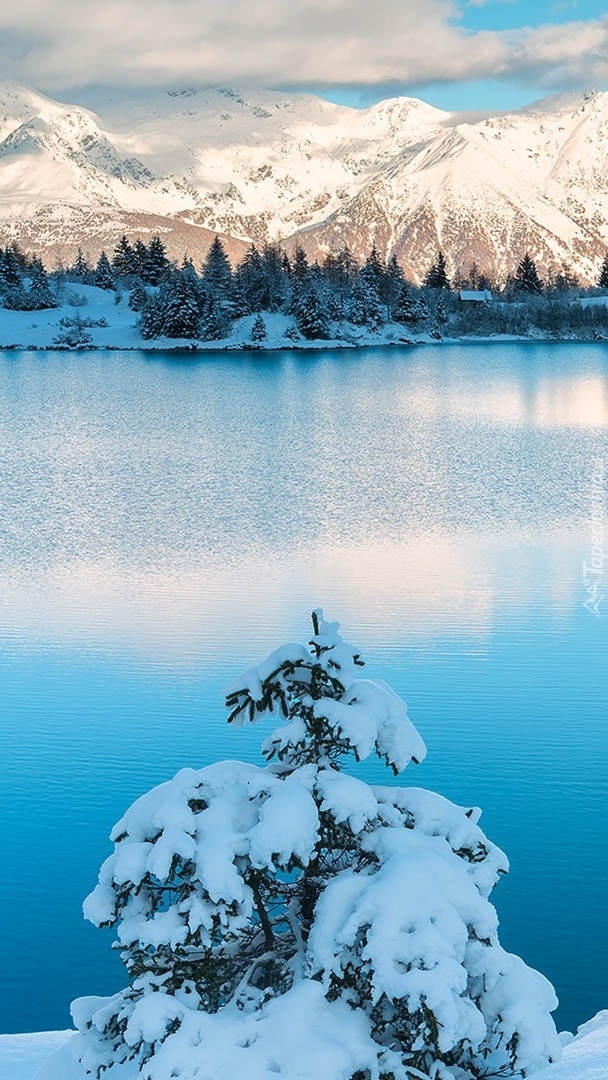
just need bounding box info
[69,611,561,1080]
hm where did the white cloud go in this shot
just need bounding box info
[0,0,607,91]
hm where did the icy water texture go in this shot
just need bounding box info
[1,344,607,1036]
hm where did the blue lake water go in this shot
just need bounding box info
[0,343,607,1037]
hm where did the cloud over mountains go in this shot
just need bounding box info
[1,0,608,92]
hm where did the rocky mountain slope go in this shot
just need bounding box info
[1,82,608,282]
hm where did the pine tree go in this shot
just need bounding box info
[74,611,561,1080]
[132,239,150,281]
[201,236,233,302]
[70,248,90,281]
[514,253,543,295]
[598,254,608,289]
[394,283,429,326]
[138,295,165,339]
[382,254,405,320]
[94,252,115,291]
[0,246,23,290]
[294,284,330,339]
[347,275,384,330]
[27,259,58,310]
[235,245,268,313]
[363,243,385,295]
[199,287,227,341]
[146,235,171,285]
[424,250,451,290]
[250,313,268,345]
[128,282,148,312]
[112,235,135,277]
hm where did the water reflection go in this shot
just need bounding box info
[0,343,607,1036]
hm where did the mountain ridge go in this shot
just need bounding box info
[0,82,607,282]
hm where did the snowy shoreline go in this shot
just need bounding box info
[2,1013,608,1080]
[1,284,607,355]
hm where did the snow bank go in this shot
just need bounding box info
[1,1011,607,1079]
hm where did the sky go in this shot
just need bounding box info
[1,0,607,112]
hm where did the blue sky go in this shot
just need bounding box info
[315,0,608,111]
[0,0,606,112]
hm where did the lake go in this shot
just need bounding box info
[0,343,607,1037]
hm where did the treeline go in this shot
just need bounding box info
[2,234,608,342]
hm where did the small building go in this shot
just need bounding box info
[459,289,493,303]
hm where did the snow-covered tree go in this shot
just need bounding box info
[347,275,384,330]
[28,259,58,310]
[72,612,561,1080]
[295,284,330,339]
[128,282,149,312]
[598,254,608,290]
[146,235,171,285]
[201,236,233,302]
[94,252,115,291]
[112,235,136,278]
[251,313,268,344]
[394,284,429,327]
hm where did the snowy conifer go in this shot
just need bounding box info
[295,284,330,339]
[598,254,608,290]
[94,252,115,291]
[394,284,429,327]
[27,259,58,310]
[201,236,233,302]
[128,282,148,312]
[146,235,171,285]
[251,313,267,344]
[70,248,91,281]
[112,235,136,277]
[347,275,384,330]
[73,612,561,1080]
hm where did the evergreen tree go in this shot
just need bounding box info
[70,248,90,281]
[146,234,171,285]
[363,243,385,295]
[27,258,58,310]
[250,313,268,345]
[128,282,148,312]
[199,287,228,341]
[382,254,406,320]
[112,235,135,277]
[294,284,330,339]
[138,295,165,339]
[0,246,23,289]
[598,254,608,289]
[132,239,150,281]
[347,275,384,330]
[94,251,115,291]
[394,283,429,326]
[235,245,268,313]
[424,250,451,290]
[74,611,561,1080]
[201,236,233,301]
[261,244,288,311]
[514,253,543,295]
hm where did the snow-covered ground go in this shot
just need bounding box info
[0,284,420,351]
[1,1012,607,1080]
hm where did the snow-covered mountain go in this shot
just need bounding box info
[1,82,608,281]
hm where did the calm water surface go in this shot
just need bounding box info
[1,343,607,1035]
